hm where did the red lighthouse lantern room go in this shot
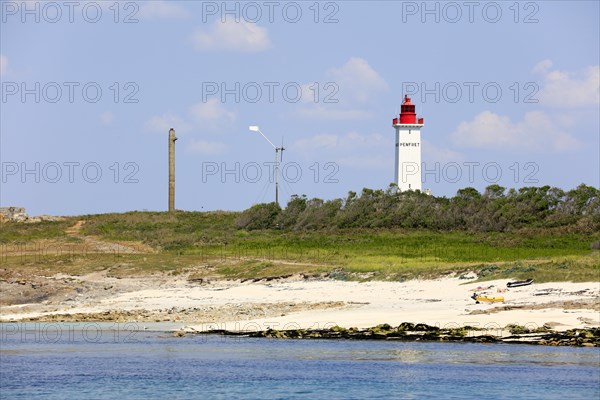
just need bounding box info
[392,95,424,126]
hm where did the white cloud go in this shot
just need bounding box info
[452,110,580,153]
[336,155,388,169]
[328,57,389,104]
[296,58,387,120]
[294,131,388,169]
[145,100,236,135]
[294,134,339,152]
[294,133,465,169]
[144,113,191,134]
[422,140,465,163]
[0,54,8,77]
[188,139,227,155]
[297,106,372,120]
[295,132,386,152]
[192,19,270,52]
[532,59,553,75]
[345,131,386,147]
[533,60,599,107]
[298,83,320,104]
[139,1,188,19]
[190,99,236,123]
[100,111,114,126]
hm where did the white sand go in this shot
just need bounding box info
[2,276,598,333]
[192,278,600,332]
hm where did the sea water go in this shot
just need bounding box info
[1,323,599,399]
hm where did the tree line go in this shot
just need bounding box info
[235,184,600,233]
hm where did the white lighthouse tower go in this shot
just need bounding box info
[392,95,424,191]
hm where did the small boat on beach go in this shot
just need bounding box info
[506,278,534,288]
[471,293,504,303]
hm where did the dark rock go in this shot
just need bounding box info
[397,322,415,331]
[200,324,599,347]
[414,323,438,331]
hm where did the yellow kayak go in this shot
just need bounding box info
[474,295,504,303]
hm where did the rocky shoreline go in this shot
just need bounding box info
[189,323,600,347]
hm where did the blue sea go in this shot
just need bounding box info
[1,323,599,399]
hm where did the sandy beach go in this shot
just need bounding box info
[1,270,598,333]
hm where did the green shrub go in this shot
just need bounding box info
[235,202,281,230]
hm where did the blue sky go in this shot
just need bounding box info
[1,0,599,216]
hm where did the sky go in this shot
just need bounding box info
[1,0,599,216]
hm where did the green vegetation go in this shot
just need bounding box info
[79,210,238,250]
[237,184,600,232]
[0,218,75,242]
[1,185,598,282]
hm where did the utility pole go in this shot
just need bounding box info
[249,126,284,207]
[168,128,177,212]
[275,147,280,206]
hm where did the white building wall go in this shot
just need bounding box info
[395,125,422,191]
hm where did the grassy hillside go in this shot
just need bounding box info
[80,211,238,249]
[0,218,75,242]
[2,211,598,282]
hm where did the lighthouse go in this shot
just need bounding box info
[392,95,424,192]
